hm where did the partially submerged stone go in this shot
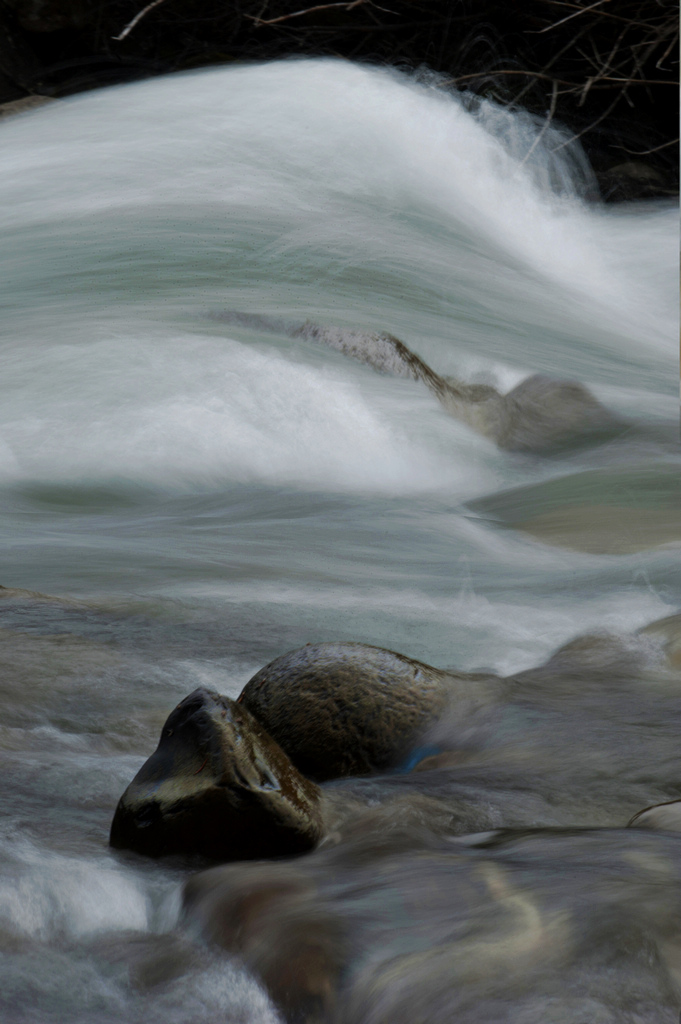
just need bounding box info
[468,463,681,555]
[183,861,343,1023]
[110,688,323,860]
[628,800,681,833]
[238,642,467,781]
[212,312,622,455]
[638,613,681,671]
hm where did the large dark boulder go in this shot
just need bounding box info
[238,642,468,781]
[110,687,323,861]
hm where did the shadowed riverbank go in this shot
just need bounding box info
[0,1,677,200]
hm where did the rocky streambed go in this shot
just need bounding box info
[104,623,681,1022]
[0,58,678,1024]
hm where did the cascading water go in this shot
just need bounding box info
[0,59,678,1023]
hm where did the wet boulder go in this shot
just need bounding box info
[238,642,464,781]
[467,463,681,556]
[628,800,681,833]
[110,688,323,861]
[496,374,622,453]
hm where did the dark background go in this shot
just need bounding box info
[0,0,677,200]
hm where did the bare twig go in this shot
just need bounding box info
[619,137,679,156]
[520,78,559,166]
[113,0,169,42]
[551,88,625,151]
[449,69,573,86]
[509,23,592,107]
[448,69,676,88]
[366,1,398,14]
[540,0,671,30]
[348,0,397,14]
[530,0,608,35]
[656,30,679,70]
[245,0,366,27]
[577,23,628,104]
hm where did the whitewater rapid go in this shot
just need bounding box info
[0,59,678,1024]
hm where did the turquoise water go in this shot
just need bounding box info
[0,60,678,1022]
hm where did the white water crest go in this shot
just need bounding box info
[0,60,676,497]
[0,845,149,941]
[0,58,678,1024]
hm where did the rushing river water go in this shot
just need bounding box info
[0,59,679,1023]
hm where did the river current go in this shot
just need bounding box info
[0,60,679,1022]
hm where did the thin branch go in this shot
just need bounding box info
[366,1,398,14]
[619,137,679,156]
[592,23,629,82]
[551,88,625,152]
[540,0,671,30]
[520,78,559,167]
[113,0,169,42]
[577,23,628,104]
[656,30,679,70]
[508,23,592,108]
[245,0,366,27]
[450,69,573,86]
[448,69,677,88]
[530,0,608,35]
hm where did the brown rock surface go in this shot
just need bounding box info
[110,687,323,861]
[238,641,492,781]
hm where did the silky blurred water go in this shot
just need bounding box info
[0,59,678,1022]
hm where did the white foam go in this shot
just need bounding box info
[0,60,674,399]
[0,847,149,940]
[152,959,283,1024]
[171,568,674,677]
[0,61,584,225]
[0,330,499,495]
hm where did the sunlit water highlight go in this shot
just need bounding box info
[0,59,678,1022]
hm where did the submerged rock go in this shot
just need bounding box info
[212,311,623,455]
[238,641,493,781]
[639,612,681,671]
[184,862,342,1023]
[183,827,681,1024]
[628,800,681,833]
[110,688,323,861]
[468,463,681,555]
[485,373,620,453]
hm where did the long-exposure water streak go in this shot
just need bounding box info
[0,59,678,1023]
